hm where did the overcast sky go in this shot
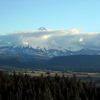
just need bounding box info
[0,0,100,34]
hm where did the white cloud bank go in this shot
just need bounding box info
[0,28,100,51]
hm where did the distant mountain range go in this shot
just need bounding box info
[0,27,100,72]
[0,46,100,57]
[0,46,100,72]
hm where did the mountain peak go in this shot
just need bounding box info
[38,27,47,30]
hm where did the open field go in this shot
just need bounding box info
[22,70,100,86]
[14,70,100,77]
[1,68,100,86]
[7,69,100,83]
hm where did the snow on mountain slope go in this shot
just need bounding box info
[0,46,100,57]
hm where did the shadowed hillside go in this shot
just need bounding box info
[1,55,100,72]
[46,55,100,72]
[47,55,100,67]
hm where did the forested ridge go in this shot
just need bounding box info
[0,71,100,100]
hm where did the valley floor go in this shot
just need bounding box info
[4,69,100,86]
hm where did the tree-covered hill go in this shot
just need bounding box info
[46,55,100,72]
[47,55,100,67]
[1,55,100,72]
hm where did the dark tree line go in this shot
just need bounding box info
[0,70,100,100]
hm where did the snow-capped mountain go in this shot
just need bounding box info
[0,46,69,57]
[0,46,100,57]
[1,28,100,71]
[38,27,47,30]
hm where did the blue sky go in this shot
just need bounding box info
[0,0,100,34]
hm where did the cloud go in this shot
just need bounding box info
[79,38,83,42]
[0,28,100,51]
[23,42,29,45]
[42,35,51,39]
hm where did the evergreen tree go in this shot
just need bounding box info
[42,87,53,100]
[0,71,100,100]
[0,93,2,100]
